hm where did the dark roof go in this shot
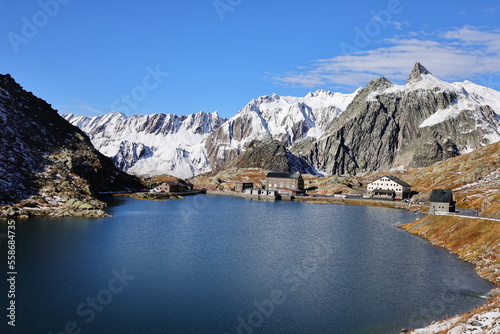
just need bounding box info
[368,176,411,187]
[385,176,412,187]
[430,189,453,203]
[266,172,302,179]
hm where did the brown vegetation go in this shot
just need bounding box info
[401,215,500,332]
[190,142,499,217]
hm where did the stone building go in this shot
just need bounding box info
[154,181,189,193]
[235,182,254,193]
[430,189,456,213]
[265,172,304,195]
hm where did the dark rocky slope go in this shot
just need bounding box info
[222,139,315,174]
[0,74,142,217]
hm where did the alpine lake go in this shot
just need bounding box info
[0,195,494,334]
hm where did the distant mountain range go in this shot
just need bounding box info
[3,62,498,215]
[63,63,500,178]
[64,111,227,179]
[63,88,360,178]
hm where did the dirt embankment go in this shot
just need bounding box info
[400,215,500,333]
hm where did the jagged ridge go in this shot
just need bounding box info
[64,111,227,179]
[64,63,500,178]
[292,63,500,175]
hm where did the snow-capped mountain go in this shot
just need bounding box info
[63,111,226,179]
[64,89,359,178]
[370,64,500,138]
[295,63,500,175]
[204,89,361,170]
[64,62,500,178]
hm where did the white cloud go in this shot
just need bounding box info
[389,21,410,30]
[373,17,409,30]
[271,26,500,90]
[441,25,500,53]
[482,6,500,14]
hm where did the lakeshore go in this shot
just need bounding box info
[206,189,429,212]
[112,190,204,200]
[3,195,491,334]
[2,188,499,332]
[401,215,500,333]
[205,189,500,332]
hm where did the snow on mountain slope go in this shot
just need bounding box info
[368,67,500,149]
[375,71,500,125]
[251,89,361,143]
[64,65,500,179]
[459,80,500,117]
[65,90,359,178]
[64,111,226,179]
[204,89,360,169]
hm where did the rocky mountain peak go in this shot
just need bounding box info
[407,62,432,83]
[366,76,394,92]
[294,62,500,176]
[306,89,338,98]
[63,67,500,180]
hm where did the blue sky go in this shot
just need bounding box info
[1,0,500,118]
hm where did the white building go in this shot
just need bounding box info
[367,176,412,199]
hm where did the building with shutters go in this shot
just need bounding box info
[367,176,412,199]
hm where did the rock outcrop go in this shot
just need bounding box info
[222,139,316,174]
[292,63,500,175]
[0,74,142,217]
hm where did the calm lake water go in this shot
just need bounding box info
[0,195,494,334]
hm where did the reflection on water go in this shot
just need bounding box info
[0,195,493,334]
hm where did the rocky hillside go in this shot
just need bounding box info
[0,74,142,217]
[220,139,317,174]
[351,141,500,218]
[398,142,499,218]
[293,63,500,175]
[301,141,499,218]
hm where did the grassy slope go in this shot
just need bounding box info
[402,215,500,284]
[390,142,500,218]
[401,215,500,333]
[190,142,500,217]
